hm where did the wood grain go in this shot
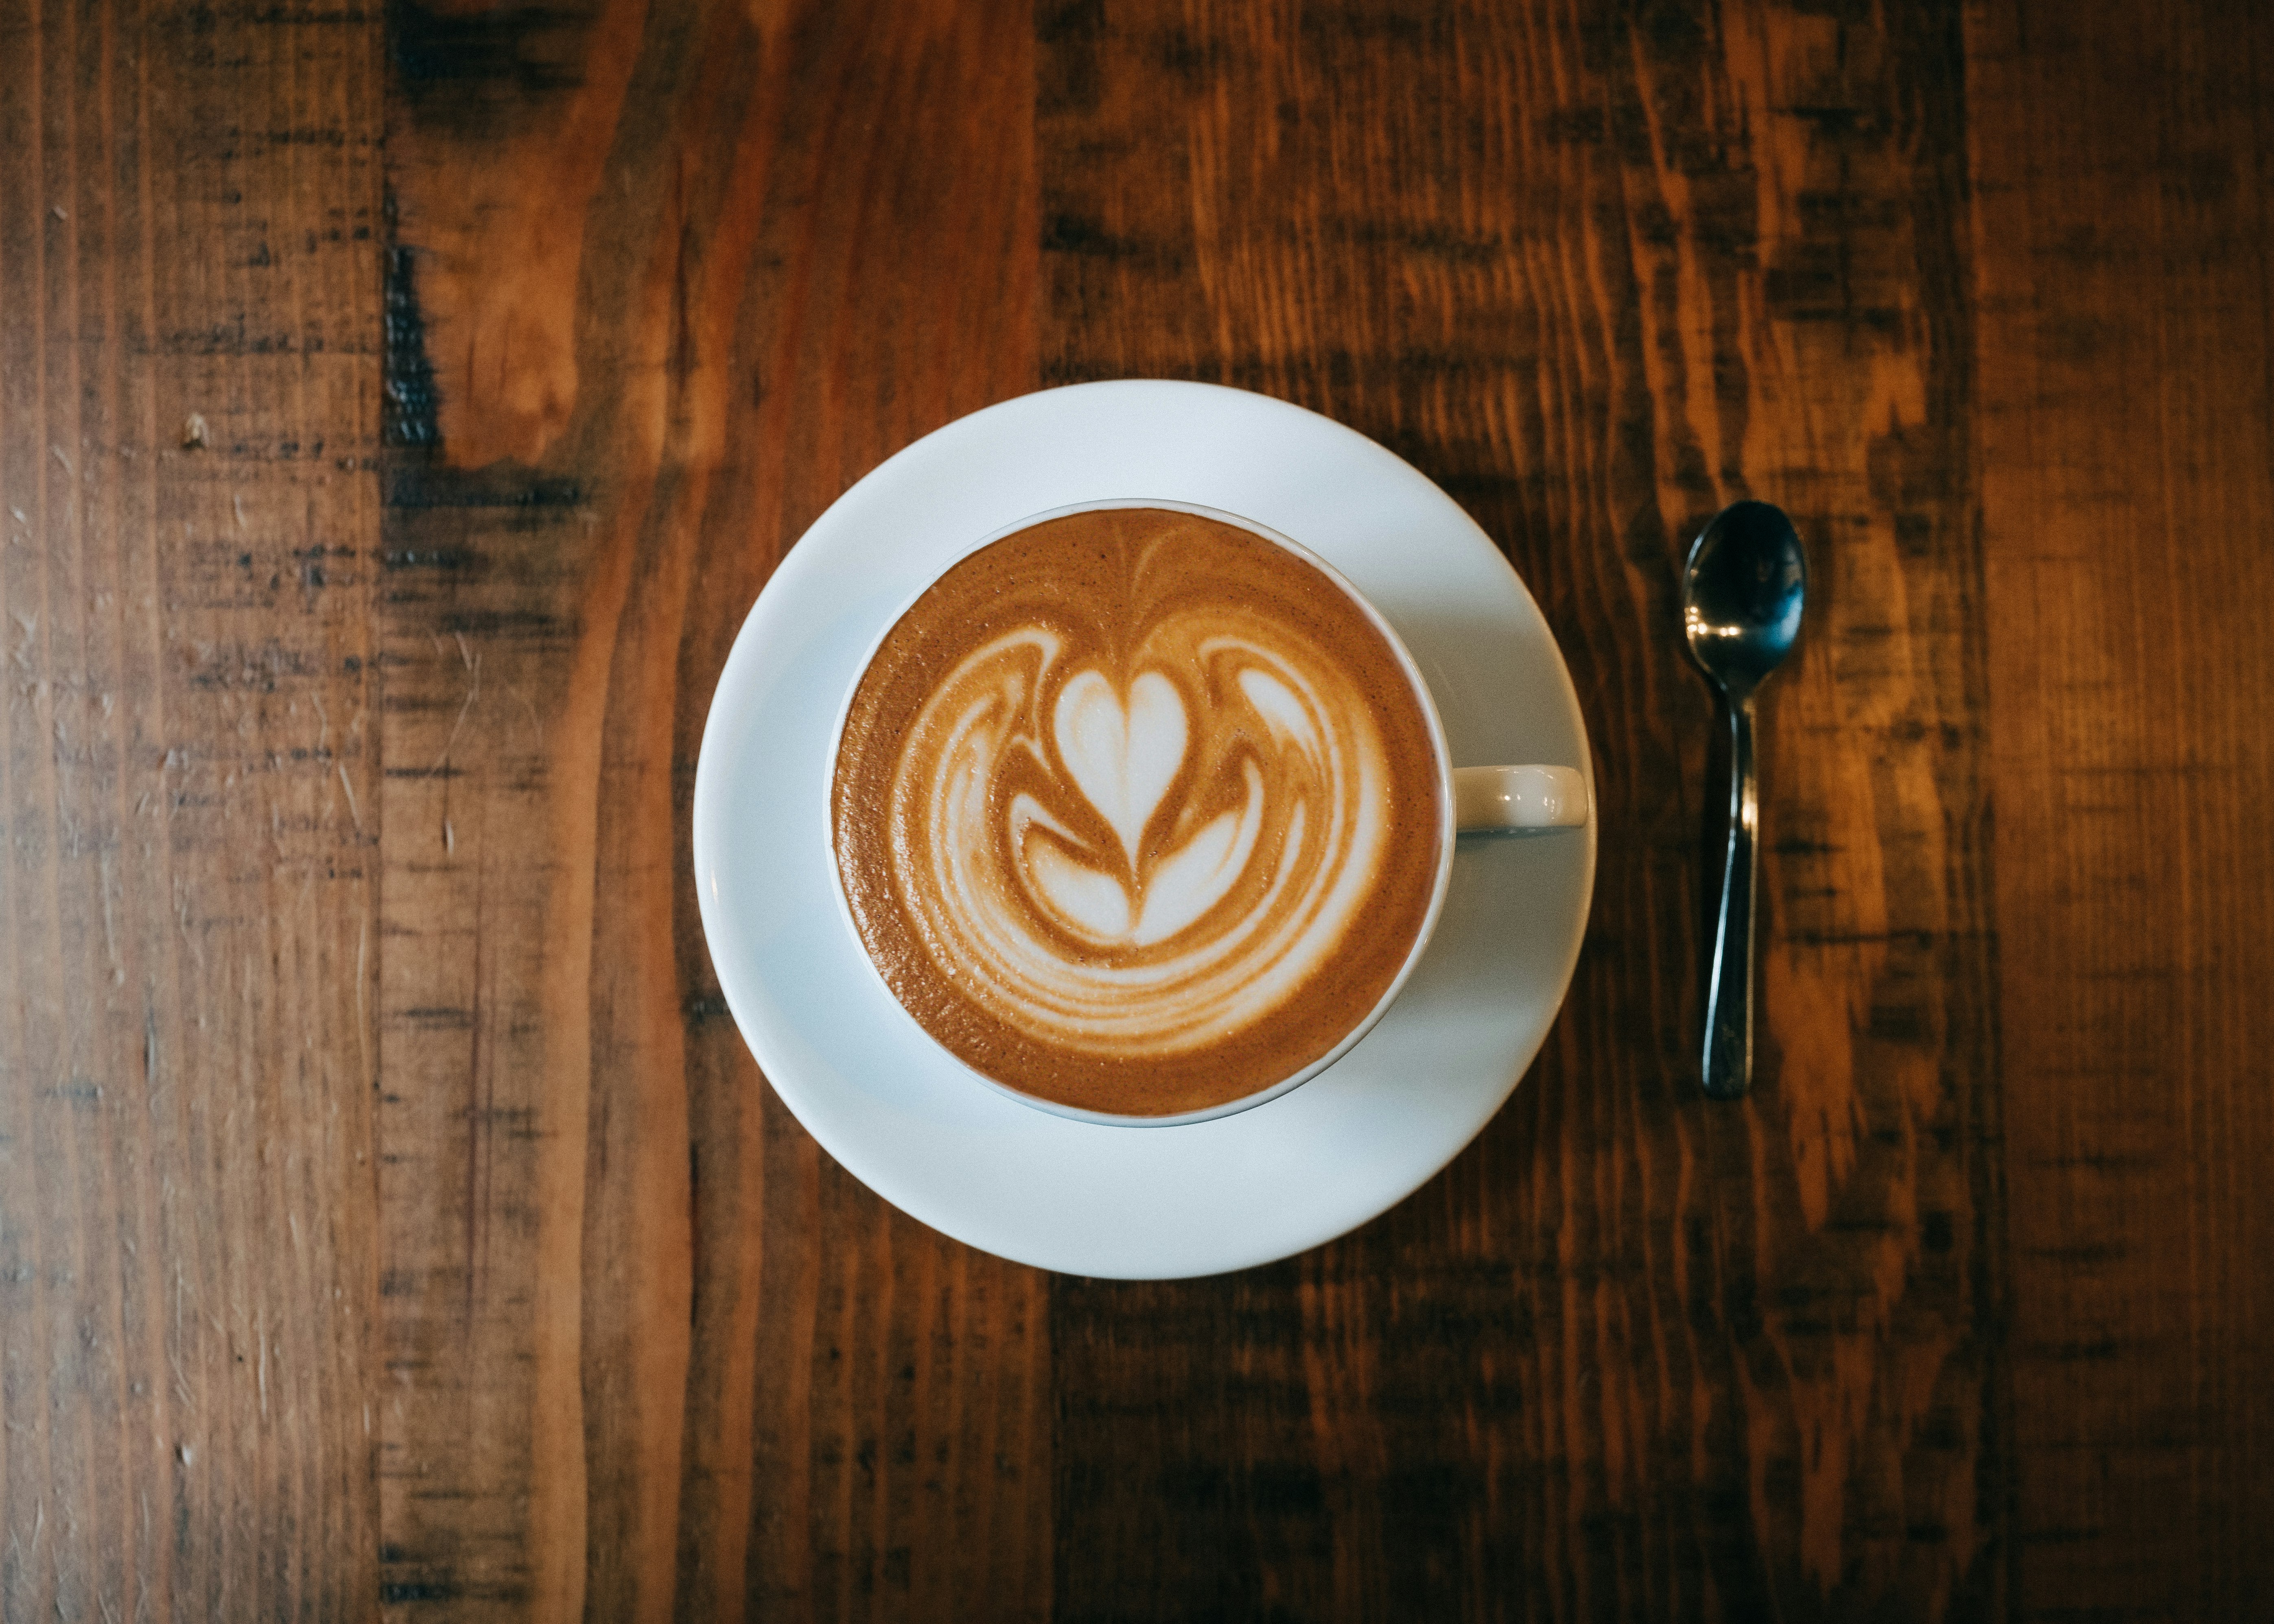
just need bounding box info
[0,0,385,1618]
[1969,1,2274,1615]
[3,0,2270,1618]
[376,1,1046,1619]
[1043,2,2002,1617]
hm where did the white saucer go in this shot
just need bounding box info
[692,382,1596,1279]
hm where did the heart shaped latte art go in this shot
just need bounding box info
[1020,667,1268,947]
[830,507,1444,1114]
[1053,669,1187,866]
[881,607,1391,1058]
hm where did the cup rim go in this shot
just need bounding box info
[823,496,1458,1129]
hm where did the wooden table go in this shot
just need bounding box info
[3,0,2267,1618]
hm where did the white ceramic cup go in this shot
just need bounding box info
[828,498,1591,1127]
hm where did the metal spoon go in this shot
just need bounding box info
[1681,500,1806,1100]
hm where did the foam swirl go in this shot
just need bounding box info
[899,613,1387,1056]
[832,507,1443,1115]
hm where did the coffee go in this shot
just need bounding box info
[831,506,1444,1117]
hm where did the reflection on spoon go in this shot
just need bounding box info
[1681,500,1806,1101]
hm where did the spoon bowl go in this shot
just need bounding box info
[1681,500,1806,1099]
[1684,500,1806,698]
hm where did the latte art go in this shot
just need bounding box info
[833,508,1444,1117]
[911,619,1382,1037]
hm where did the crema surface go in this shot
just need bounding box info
[831,507,1443,1116]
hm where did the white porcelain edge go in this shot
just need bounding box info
[816,495,1462,1130]
[692,380,1597,1279]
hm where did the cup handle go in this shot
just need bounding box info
[1453,765,1590,833]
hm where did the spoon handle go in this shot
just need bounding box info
[1703,697,1757,1099]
